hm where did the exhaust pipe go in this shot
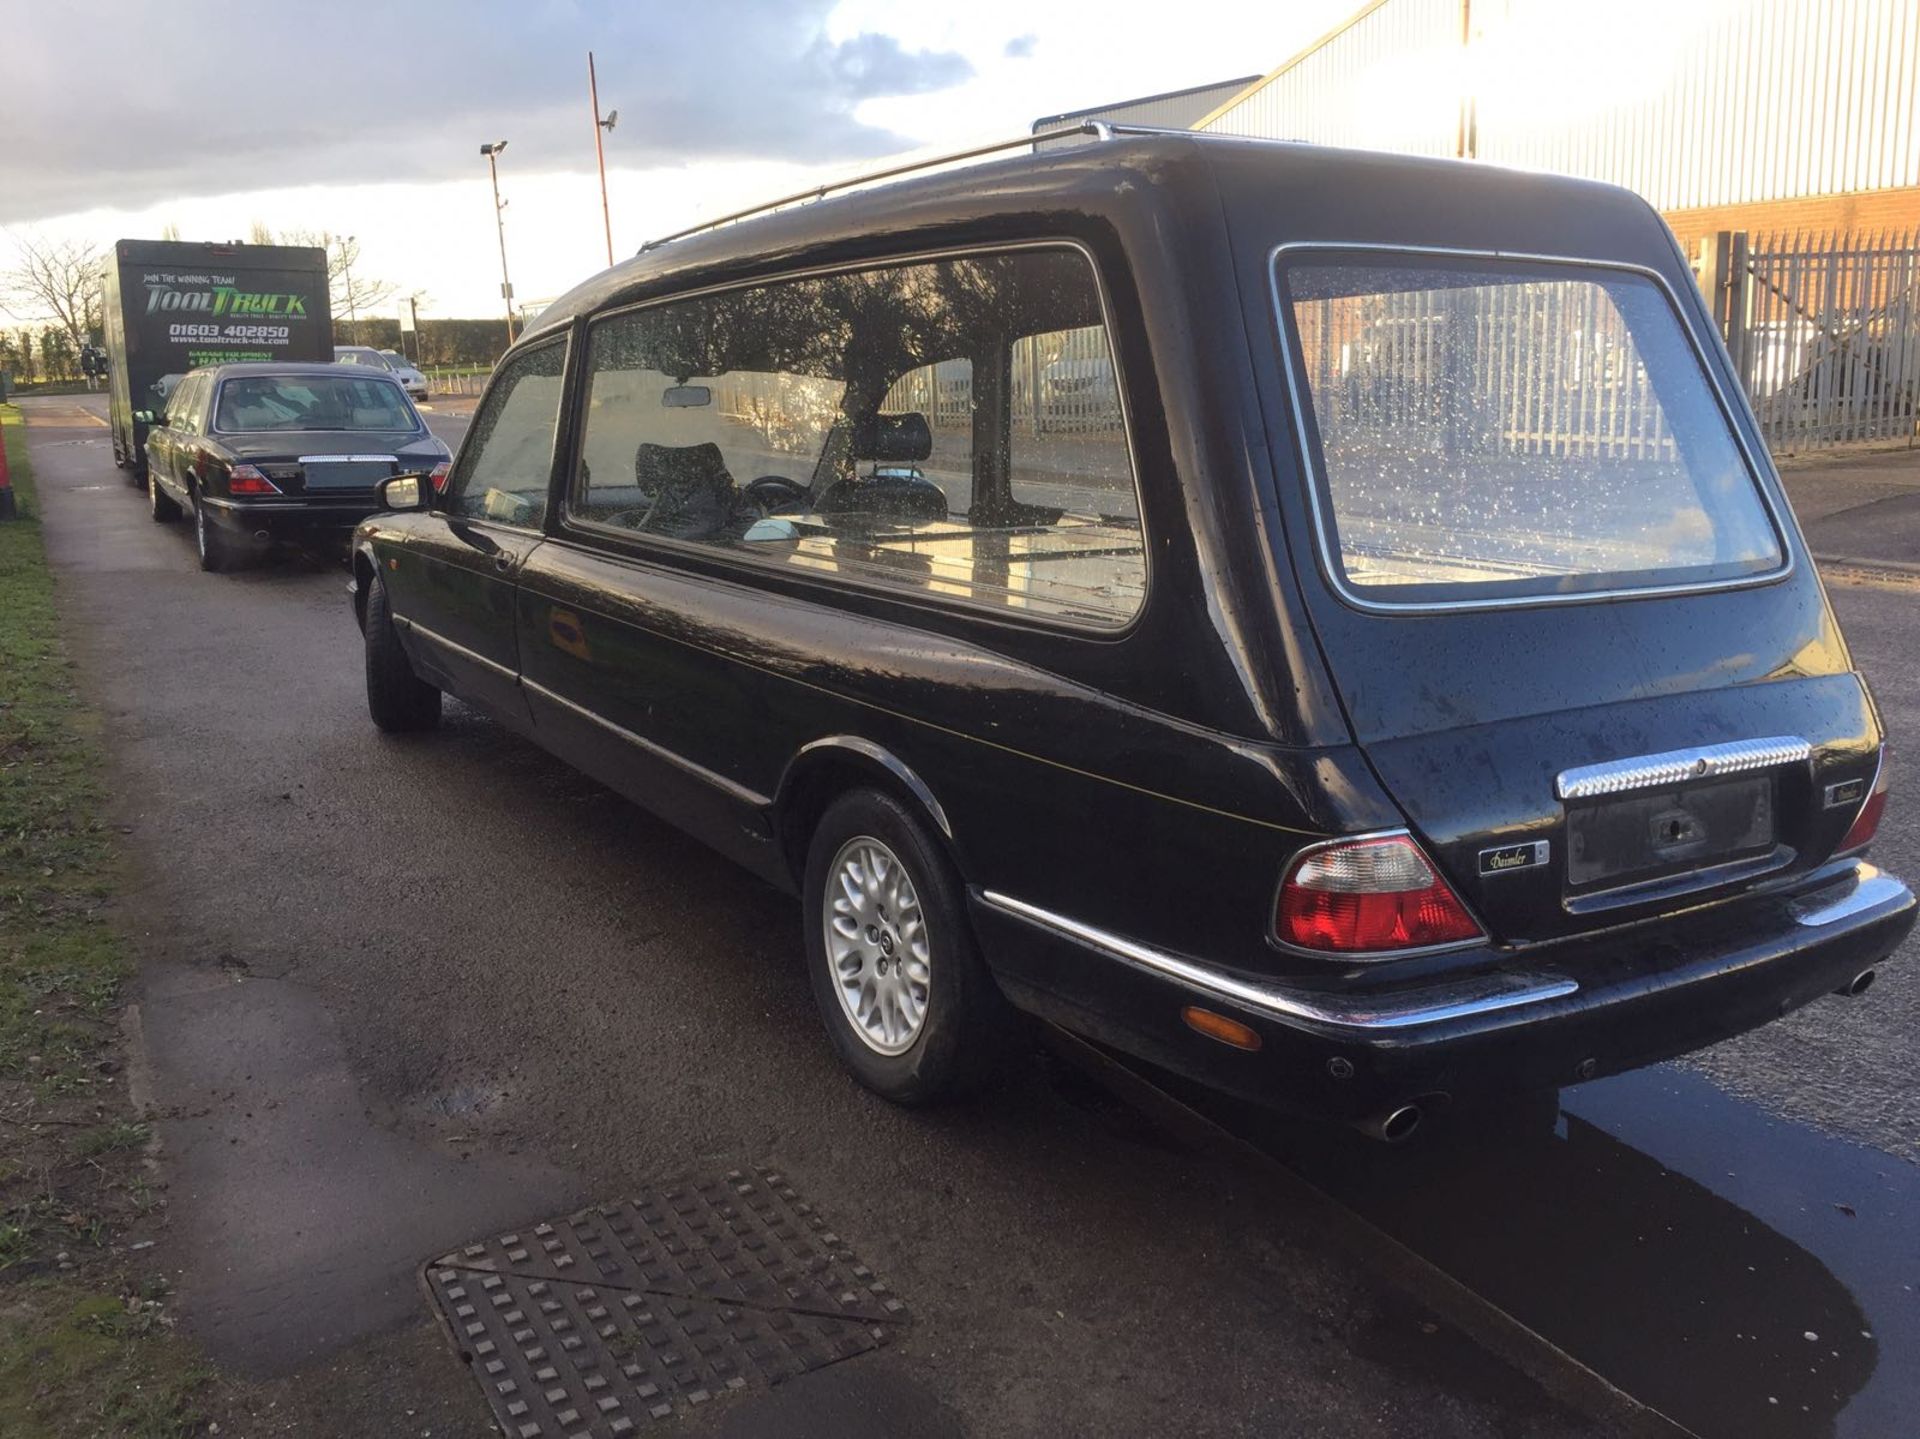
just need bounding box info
[1353,1103,1423,1144]
[254,529,272,542]
[1834,969,1877,998]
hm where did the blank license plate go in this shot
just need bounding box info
[301,459,394,489]
[1566,775,1776,889]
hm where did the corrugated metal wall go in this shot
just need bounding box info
[1202,0,1464,157]
[1202,0,1920,208]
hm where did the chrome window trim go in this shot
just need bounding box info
[1555,735,1811,800]
[558,237,1152,638]
[520,676,770,811]
[1265,242,1797,616]
[979,889,1578,1035]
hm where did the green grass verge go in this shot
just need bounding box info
[0,1289,211,1438]
[0,404,122,1098]
[0,404,215,1435]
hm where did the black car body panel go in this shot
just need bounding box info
[149,362,448,553]
[350,132,1912,1120]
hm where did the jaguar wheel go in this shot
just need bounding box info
[363,568,442,732]
[803,788,1005,1104]
[192,489,231,572]
[149,473,181,523]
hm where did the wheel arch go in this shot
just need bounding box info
[773,737,959,890]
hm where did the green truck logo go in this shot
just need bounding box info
[145,285,308,318]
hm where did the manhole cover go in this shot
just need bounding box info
[426,1167,908,1437]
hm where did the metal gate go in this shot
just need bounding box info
[1699,228,1920,454]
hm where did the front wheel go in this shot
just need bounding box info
[363,568,442,732]
[803,789,1006,1104]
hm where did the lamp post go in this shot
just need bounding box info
[480,141,516,345]
[588,53,617,268]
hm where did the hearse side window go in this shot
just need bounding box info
[1277,254,1785,607]
[569,246,1146,628]
[443,339,566,529]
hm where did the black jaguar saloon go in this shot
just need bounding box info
[144,362,450,571]
[348,128,1912,1139]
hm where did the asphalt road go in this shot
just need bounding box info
[18,392,1920,1438]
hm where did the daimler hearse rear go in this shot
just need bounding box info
[349,128,1912,1136]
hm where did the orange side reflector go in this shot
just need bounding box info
[1182,1006,1262,1051]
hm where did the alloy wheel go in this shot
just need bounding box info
[823,835,932,1055]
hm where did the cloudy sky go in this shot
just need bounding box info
[1,0,1350,321]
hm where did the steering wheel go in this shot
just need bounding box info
[743,475,809,513]
[594,504,656,531]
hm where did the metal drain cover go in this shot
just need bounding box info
[426,1167,909,1437]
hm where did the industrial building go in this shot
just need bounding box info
[1190,0,1918,252]
[1040,1,1918,452]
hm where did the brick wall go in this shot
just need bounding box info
[1663,186,1920,251]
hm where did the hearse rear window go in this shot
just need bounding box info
[1276,254,1785,608]
[215,374,415,433]
[569,246,1144,628]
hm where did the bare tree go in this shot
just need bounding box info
[1,230,104,352]
[159,220,182,241]
[247,219,277,245]
[279,228,395,341]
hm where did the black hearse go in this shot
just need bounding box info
[148,362,449,571]
[349,128,1911,1137]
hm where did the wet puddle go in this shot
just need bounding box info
[1144,1064,1916,1439]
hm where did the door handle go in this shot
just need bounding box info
[493,554,514,574]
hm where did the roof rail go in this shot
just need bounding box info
[638,120,1187,253]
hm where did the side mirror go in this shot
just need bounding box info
[379,474,427,511]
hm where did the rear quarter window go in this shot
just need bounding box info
[1275,252,1786,609]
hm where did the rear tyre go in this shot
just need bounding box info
[192,489,232,572]
[803,788,1005,1105]
[149,473,181,523]
[364,569,442,733]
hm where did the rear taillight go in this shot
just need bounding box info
[428,461,452,493]
[1837,745,1891,855]
[1276,832,1484,955]
[228,463,280,495]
